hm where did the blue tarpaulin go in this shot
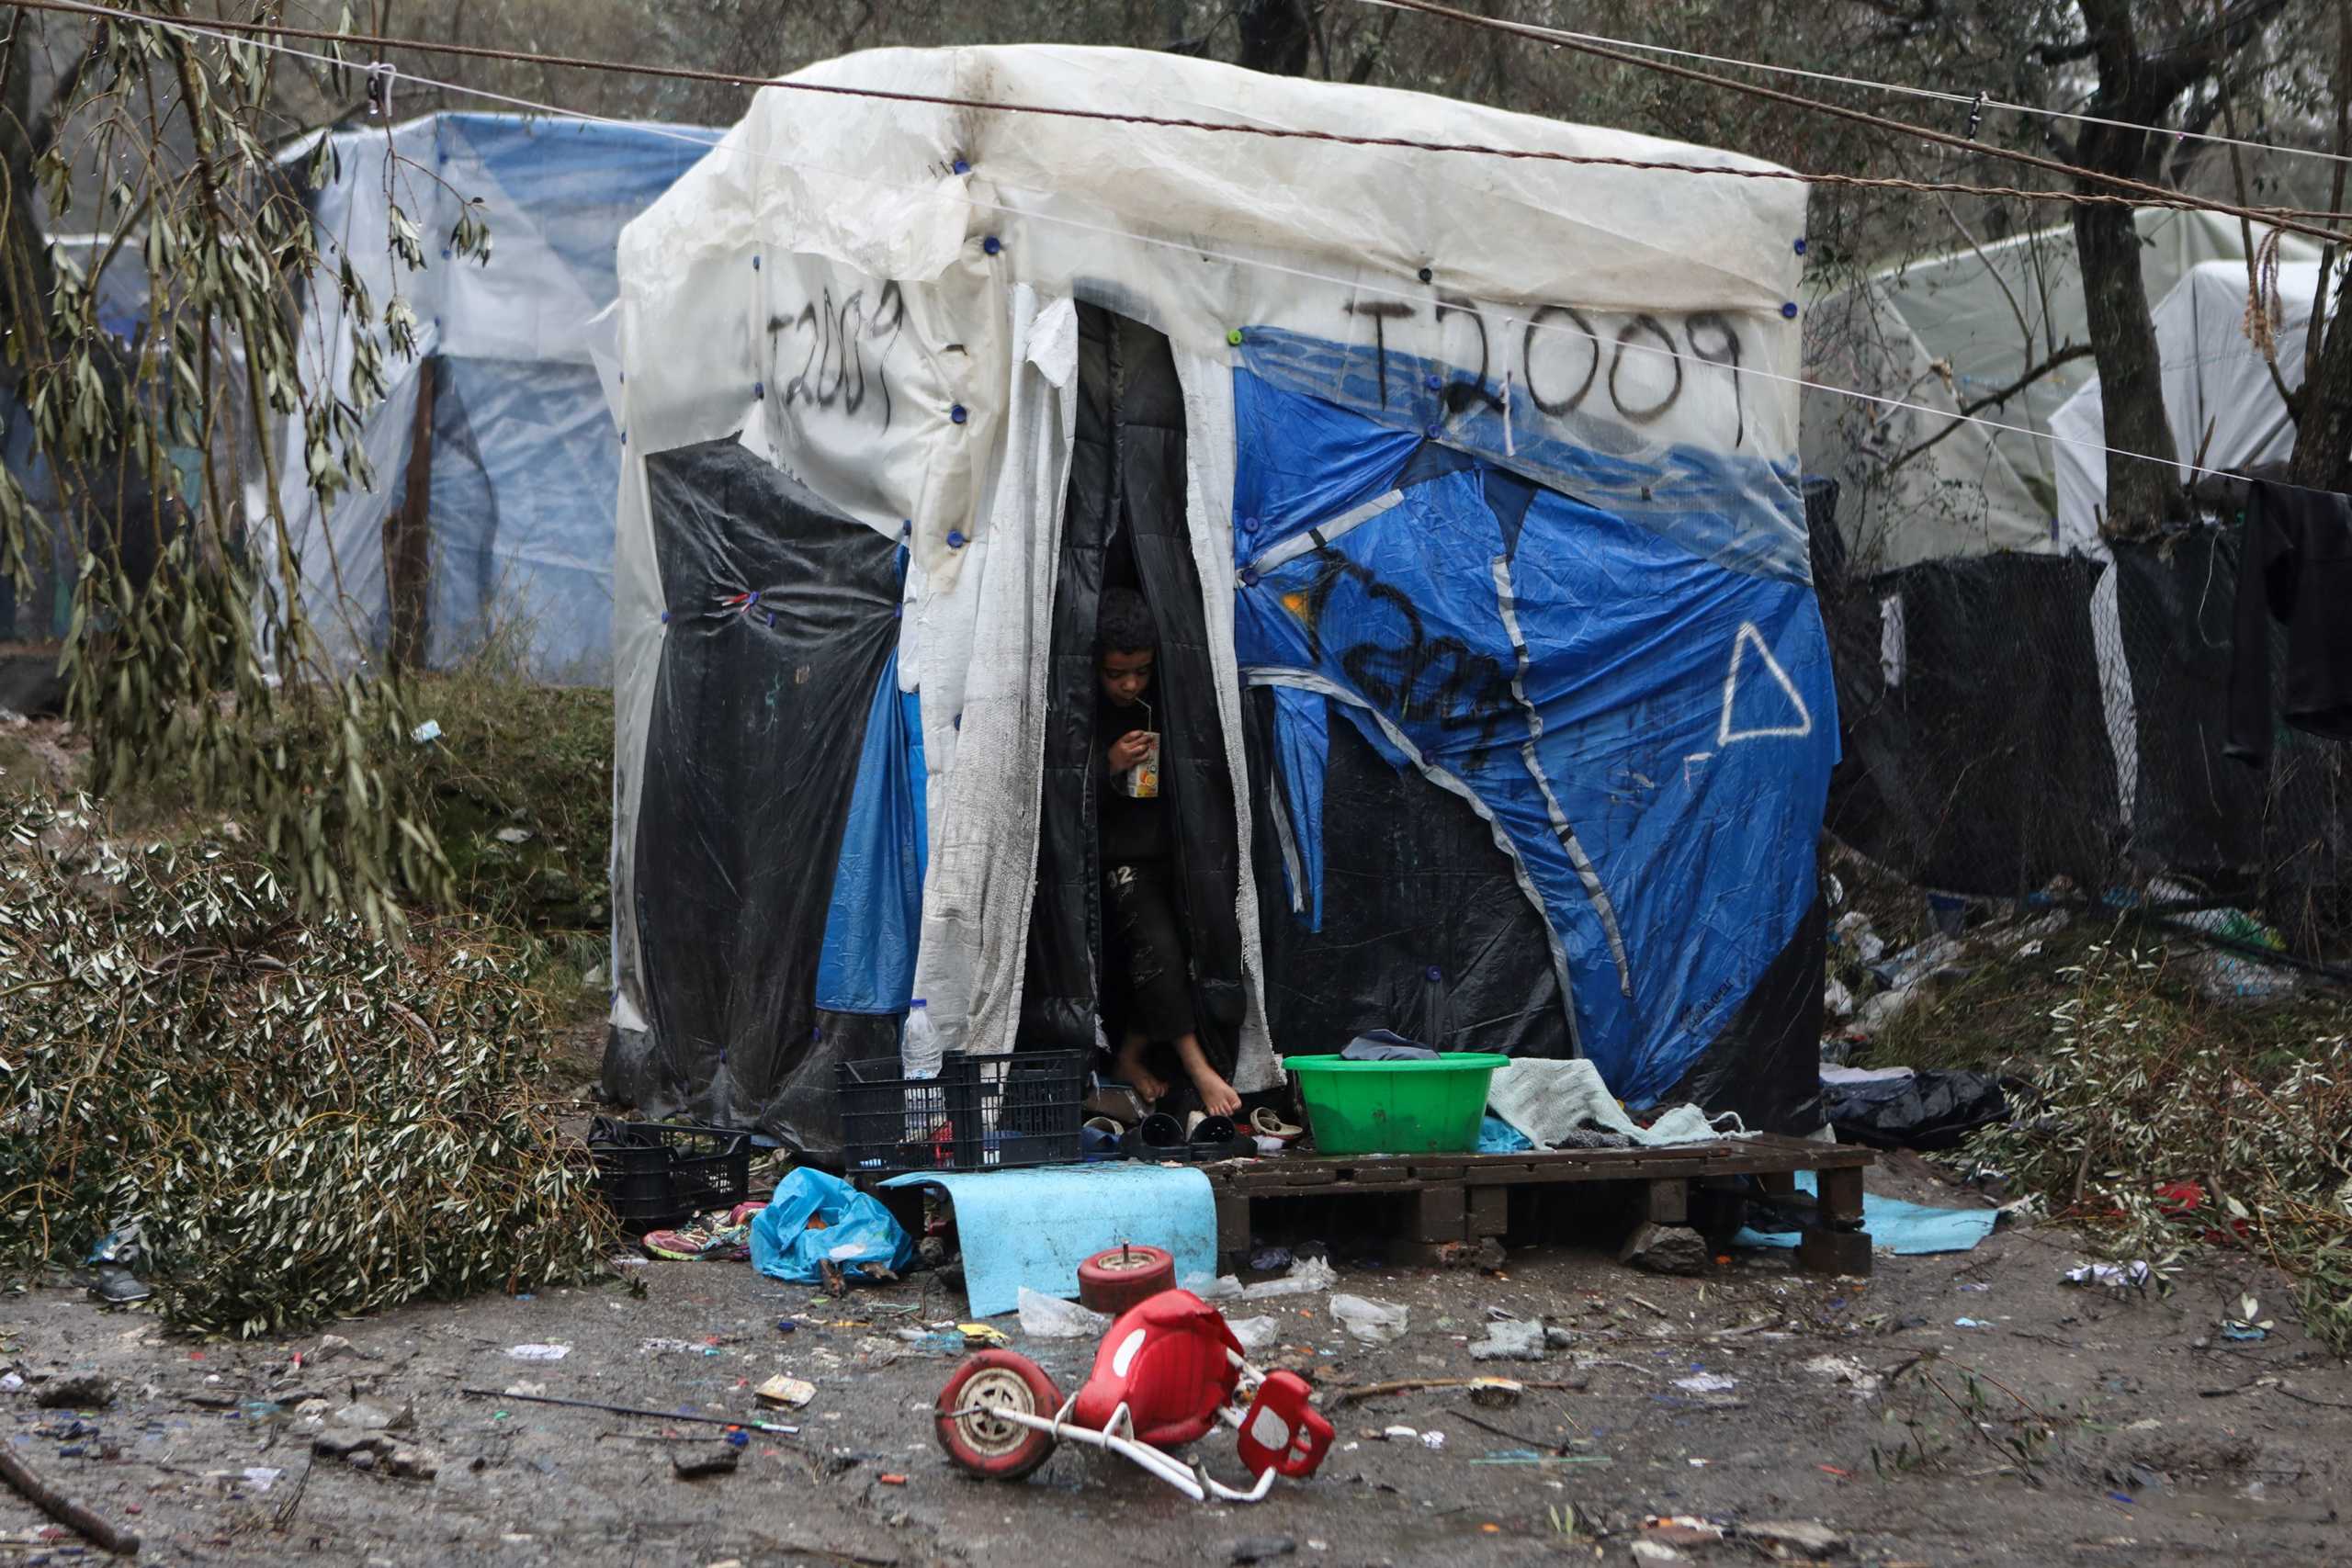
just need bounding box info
[1229,354,1838,1106]
[817,650,927,1013]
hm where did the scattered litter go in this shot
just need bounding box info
[2064,1261,2152,1289]
[1468,1450,1612,1467]
[1468,1318,1547,1362]
[1250,1247,1294,1272]
[1016,1287,1111,1339]
[410,718,441,744]
[1670,1374,1737,1393]
[0,1371,22,1393]
[956,1324,1010,1348]
[240,1466,282,1494]
[754,1375,817,1409]
[1420,1430,1444,1450]
[1644,1516,1726,1546]
[878,1472,907,1486]
[1467,1378,1522,1409]
[1184,1273,1246,1301]
[1954,1317,1992,1329]
[2222,1294,2274,1340]
[505,1344,570,1361]
[1630,1541,1688,1564]
[492,827,533,844]
[1242,1256,1338,1299]
[1377,1425,1442,1449]
[1227,1316,1280,1353]
[1802,1355,1881,1395]
[640,1337,721,1357]
[1329,1294,1409,1345]
[750,1168,915,1286]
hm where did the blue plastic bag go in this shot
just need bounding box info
[751,1168,916,1285]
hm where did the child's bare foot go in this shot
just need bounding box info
[1114,1035,1169,1104]
[1189,1068,1242,1118]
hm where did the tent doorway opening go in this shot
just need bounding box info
[1023,306,1247,1110]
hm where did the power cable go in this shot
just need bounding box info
[1350,0,2352,172]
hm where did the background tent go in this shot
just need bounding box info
[266,112,719,681]
[603,44,1840,1154]
[2052,260,2329,546]
[1799,209,2321,574]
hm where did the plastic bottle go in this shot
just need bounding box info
[902,998,942,1079]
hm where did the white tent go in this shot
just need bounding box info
[2052,259,2331,544]
[1800,210,2323,572]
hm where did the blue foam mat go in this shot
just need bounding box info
[881,1163,1216,1318]
[1735,1170,1997,1256]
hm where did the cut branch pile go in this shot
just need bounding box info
[1968,940,2352,1350]
[0,795,613,1337]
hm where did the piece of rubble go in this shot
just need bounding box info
[35,1373,115,1409]
[1742,1520,1847,1557]
[1621,1224,1711,1275]
[671,1443,741,1480]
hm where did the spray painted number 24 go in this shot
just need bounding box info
[777,281,908,430]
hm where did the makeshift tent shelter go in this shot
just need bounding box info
[602,45,1839,1155]
[266,113,719,680]
[1799,209,2321,573]
[2052,260,2330,545]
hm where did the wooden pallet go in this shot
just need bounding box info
[1204,1133,1874,1276]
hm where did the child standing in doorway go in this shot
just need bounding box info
[1095,586,1242,1117]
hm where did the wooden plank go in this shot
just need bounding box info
[1215,1193,1251,1259]
[1818,1166,1867,1229]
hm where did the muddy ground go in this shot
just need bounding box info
[6,1157,2347,1567]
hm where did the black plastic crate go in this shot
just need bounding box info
[587,1118,752,1234]
[837,1050,1086,1176]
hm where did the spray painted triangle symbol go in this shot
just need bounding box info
[1717,621,1812,744]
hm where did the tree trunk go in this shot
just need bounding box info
[2069,0,2196,537]
[2073,197,2189,536]
[1237,0,1312,75]
[2290,263,2352,492]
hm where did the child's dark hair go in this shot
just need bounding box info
[1096,586,1158,653]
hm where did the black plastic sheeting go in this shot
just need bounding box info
[1823,1068,2009,1152]
[1023,306,1247,1066]
[2111,531,2352,919]
[1664,892,1827,1135]
[1826,553,2121,896]
[603,434,901,1155]
[1243,683,1569,1059]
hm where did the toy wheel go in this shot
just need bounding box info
[1077,1243,1176,1314]
[935,1350,1062,1480]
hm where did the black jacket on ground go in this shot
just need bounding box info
[2227,480,2352,767]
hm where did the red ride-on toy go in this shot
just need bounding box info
[933,1289,1334,1502]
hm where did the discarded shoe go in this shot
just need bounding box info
[643,1201,766,1262]
[1249,1107,1303,1143]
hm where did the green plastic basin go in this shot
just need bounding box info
[1282,1053,1512,1156]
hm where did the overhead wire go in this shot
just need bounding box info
[1350,0,2352,171]
[1347,0,2352,242]
[24,0,2347,502]
[12,0,2352,239]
